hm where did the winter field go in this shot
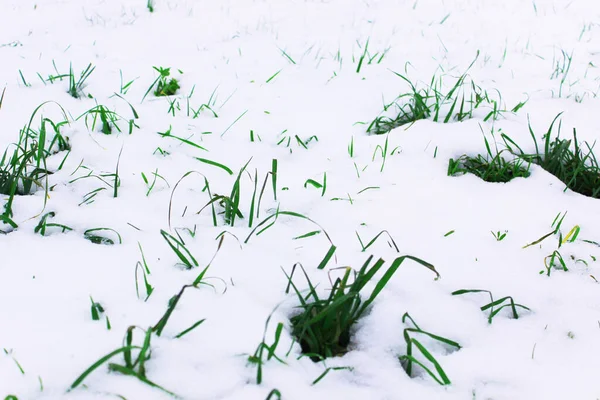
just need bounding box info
[2,0,600,399]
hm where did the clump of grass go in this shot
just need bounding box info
[160,229,199,269]
[34,211,72,236]
[143,66,181,101]
[448,152,530,182]
[366,75,431,135]
[135,243,154,301]
[68,63,95,99]
[491,230,508,241]
[78,97,139,135]
[451,289,530,324]
[366,64,521,135]
[247,310,287,385]
[504,114,600,198]
[367,67,486,135]
[84,227,122,245]
[90,296,111,330]
[0,102,68,224]
[200,159,251,226]
[399,313,460,385]
[69,326,177,397]
[449,129,530,183]
[285,255,439,361]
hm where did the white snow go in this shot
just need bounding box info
[1,0,600,399]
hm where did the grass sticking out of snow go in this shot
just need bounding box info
[285,255,439,361]
[0,102,69,227]
[366,64,512,135]
[143,66,181,101]
[399,313,460,385]
[68,63,95,99]
[451,289,531,324]
[504,115,600,198]
[449,133,531,183]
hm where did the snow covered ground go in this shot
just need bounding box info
[2,0,600,399]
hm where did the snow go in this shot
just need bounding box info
[2,0,600,399]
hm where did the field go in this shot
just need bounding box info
[2,1,600,399]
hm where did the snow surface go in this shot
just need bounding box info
[2,0,600,399]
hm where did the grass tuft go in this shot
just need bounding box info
[366,65,520,135]
[504,115,600,198]
[1,102,68,221]
[143,66,181,101]
[399,313,460,385]
[68,63,95,99]
[451,289,530,324]
[285,255,439,361]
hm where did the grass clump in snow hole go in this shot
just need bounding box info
[285,255,439,361]
[0,101,70,231]
[504,114,600,198]
[143,66,181,101]
[365,65,526,135]
[448,131,531,183]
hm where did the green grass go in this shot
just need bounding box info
[247,310,287,385]
[451,289,530,324]
[448,152,530,183]
[355,230,399,252]
[34,211,72,236]
[160,229,199,269]
[69,327,178,398]
[503,114,600,198]
[68,63,95,99]
[143,66,181,101]
[491,230,508,241]
[366,65,516,135]
[135,243,154,301]
[0,102,69,226]
[449,130,531,183]
[400,313,460,385]
[285,255,439,361]
[78,101,139,135]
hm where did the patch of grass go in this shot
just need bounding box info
[304,172,327,197]
[505,114,600,198]
[1,102,68,223]
[448,152,530,183]
[78,102,139,135]
[34,211,72,236]
[285,255,439,361]
[143,66,181,101]
[135,243,154,301]
[69,327,178,397]
[68,63,95,99]
[542,250,568,276]
[491,230,508,241]
[160,229,199,269]
[366,64,518,135]
[372,133,401,172]
[550,49,573,98]
[90,296,111,330]
[247,310,287,385]
[199,159,251,226]
[449,129,531,183]
[399,313,460,385]
[84,227,122,245]
[355,229,399,253]
[451,289,530,324]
